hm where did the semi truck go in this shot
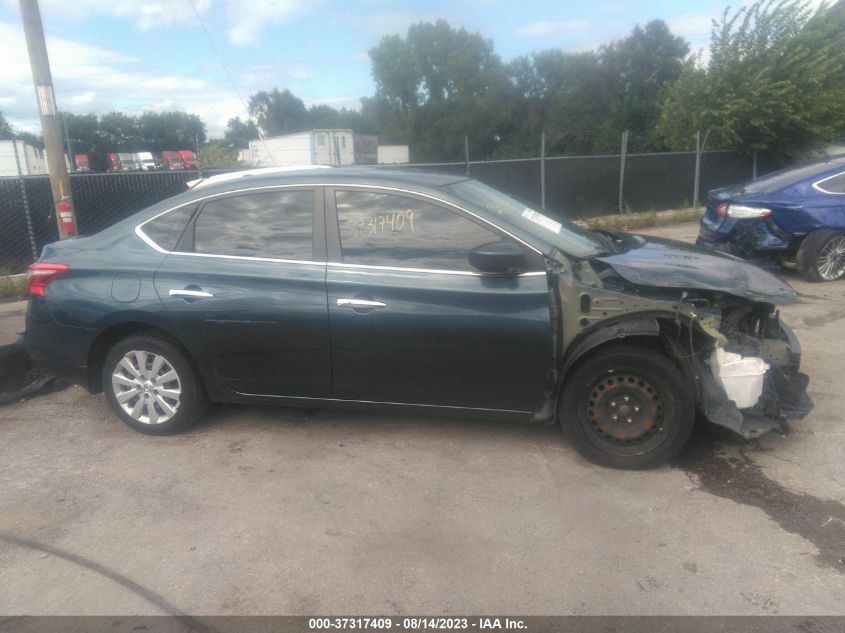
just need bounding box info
[136,152,157,171]
[161,151,184,170]
[177,150,197,169]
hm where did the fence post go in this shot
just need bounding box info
[752,151,758,180]
[540,131,546,210]
[12,140,39,262]
[618,130,628,215]
[464,135,470,176]
[693,130,701,211]
[196,132,203,179]
[693,128,712,211]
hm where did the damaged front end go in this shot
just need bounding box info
[552,238,813,439]
[679,299,813,438]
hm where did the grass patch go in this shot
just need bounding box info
[581,207,704,232]
[0,267,28,300]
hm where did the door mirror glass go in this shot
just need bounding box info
[469,241,526,274]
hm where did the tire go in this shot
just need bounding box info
[558,345,695,469]
[796,229,845,282]
[102,334,207,435]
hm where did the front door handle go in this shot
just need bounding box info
[169,289,214,299]
[337,298,387,309]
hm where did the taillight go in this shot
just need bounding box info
[28,263,69,297]
[716,203,772,219]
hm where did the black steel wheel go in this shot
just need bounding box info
[558,344,695,469]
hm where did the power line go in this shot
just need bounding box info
[182,0,275,162]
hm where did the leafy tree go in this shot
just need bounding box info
[224,116,260,148]
[15,131,43,148]
[136,111,206,151]
[249,89,308,136]
[198,140,239,168]
[658,0,845,155]
[0,112,13,140]
[98,112,139,151]
[368,20,516,160]
[600,20,689,150]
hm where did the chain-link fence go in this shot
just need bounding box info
[1,150,766,274]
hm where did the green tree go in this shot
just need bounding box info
[224,116,259,148]
[658,0,845,155]
[249,88,308,136]
[198,140,239,168]
[62,112,100,161]
[369,20,515,161]
[136,111,206,151]
[600,20,689,150]
[98,111,139,151]
[0,112,13,140]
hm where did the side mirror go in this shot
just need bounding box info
[469,241,526,274]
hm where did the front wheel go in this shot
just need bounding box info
[558,345,695,469]
[102,334,207,435]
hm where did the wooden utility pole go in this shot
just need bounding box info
[19,0,78,238]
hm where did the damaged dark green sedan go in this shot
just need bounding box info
[24,168,812,468]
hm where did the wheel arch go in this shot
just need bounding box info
[561,317,661,376]
[557,315,700,412]
[87,321,203,395]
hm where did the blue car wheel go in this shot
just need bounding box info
[797,229,845,282]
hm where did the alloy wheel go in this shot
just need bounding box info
[817,236,845,281]
[111,350,182,425]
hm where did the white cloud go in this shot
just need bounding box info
[0,21,247,136]
[348,11,443,37]
[226,0,314,46]
[11,0,214,31]
[667,13,714,39]
[516,19,590,37]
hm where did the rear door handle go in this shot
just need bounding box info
[169,289,214,299]
[337,298,387,309]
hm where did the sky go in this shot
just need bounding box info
[0,0,811,137]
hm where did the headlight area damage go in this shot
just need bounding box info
[548,249,813,439]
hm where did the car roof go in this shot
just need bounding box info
[741,157,845,195]
[187,166,470,196]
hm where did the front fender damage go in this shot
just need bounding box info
[549,254,812,438]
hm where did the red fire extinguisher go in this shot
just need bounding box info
[57,196,78,236]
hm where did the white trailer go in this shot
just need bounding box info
[0,140,48,176]
[245,129,357,167]
[377,145,410,164]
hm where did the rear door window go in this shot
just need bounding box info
[189,190,314,260]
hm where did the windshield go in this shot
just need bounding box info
[443,179,608,257]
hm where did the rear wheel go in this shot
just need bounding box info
[102,334,206,435]
[558,345,695,469]
[796,229,845,282]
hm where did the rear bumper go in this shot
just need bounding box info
[697,214,798,260]
[24,298,98,391]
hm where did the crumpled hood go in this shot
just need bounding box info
[594,235,797,303]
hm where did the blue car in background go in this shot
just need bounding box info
[697,157,845,281]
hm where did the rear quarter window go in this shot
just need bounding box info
[142,204,197,251]
[814,172,845,194]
